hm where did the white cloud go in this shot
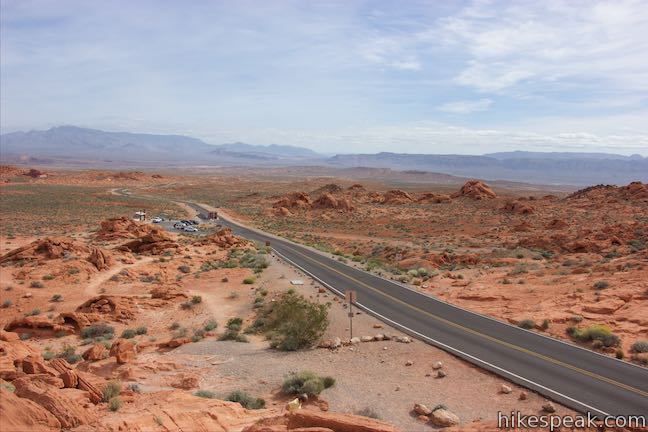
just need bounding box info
[437,98,492,114]
[437,0,648,94]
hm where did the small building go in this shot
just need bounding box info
[133,210,146,221]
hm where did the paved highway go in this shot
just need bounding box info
[181,199,648,419]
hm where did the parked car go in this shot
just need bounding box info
[173,222,186,229]
[152,217,163,223]
[180,220,193,225]
[183,225,198,232]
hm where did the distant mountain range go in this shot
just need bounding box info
[1,126,646,185]
[0,126,323,164]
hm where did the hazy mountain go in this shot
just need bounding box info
[326,152,648,185]
[0,126,323,164]
[2,126,646,185]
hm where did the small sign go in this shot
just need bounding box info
[345,290,357,303]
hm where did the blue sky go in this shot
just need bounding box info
[1,0,647,155]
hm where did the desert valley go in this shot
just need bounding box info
[0,165,646,431]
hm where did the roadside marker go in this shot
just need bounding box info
[345,290,357,339]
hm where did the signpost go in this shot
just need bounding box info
[345,290,357,340]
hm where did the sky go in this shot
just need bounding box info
[1,0,648,155]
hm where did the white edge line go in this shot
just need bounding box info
[273,248,612,418]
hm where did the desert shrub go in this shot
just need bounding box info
[616,349,625,359]
[631,340,648,353]
[30,281,44,288]
[121,329,136,339]
[569,324,621,347]
[109,397,122,411]
[227,317,243,332]
[0,381,16,393]
[191,295,202,304]
[2,300,12,308]
[194,389,215,399]
[593,280,610,290]
[192,328,205,342]
[181,301,193,310]
[42,274,55,281]
[19,333,31,340]
[518,319,535,330]
[257,291,328,351]
[355,407,381,419]
[203,320,218,332]
[541,319,550,331]
[81,324,114,339]
[282,371,335,396]
[172,327,188,339]
[102,380,121,402]
[58,345,81,364]
[50,294,63,302]
[178,265,191,274]
[225,390,266,409]
[243,277,255,285]
[169,321,180,330]
[135,326,147,335]
[42,350,55,360]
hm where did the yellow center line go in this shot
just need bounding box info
[281,243,648,399]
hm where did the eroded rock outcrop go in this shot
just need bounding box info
[451,181,496,200]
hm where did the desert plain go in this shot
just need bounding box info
[0,165,646,431]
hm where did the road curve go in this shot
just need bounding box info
[188,203,647,418]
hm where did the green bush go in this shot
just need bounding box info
[541,319,550,331]
[593,280,610,290]
[631,340,648,353]
[282,371,335,396]
[243,277,255,285]
[569,324,621,347]
[203,320,218,332]
[30,281,44,288]
[103,380,121,402]
[227,317,243,332]
[135,326,147,335]
[50,294,63,302]
[191,295,202,304]
[518,319,535,330]
[355,407,381,419]
[121,329,136,339]
[109,397,122,411]
[81,324,114,339]
[225,390,266,409]
[194,389,216,399]
[257,291,328,351]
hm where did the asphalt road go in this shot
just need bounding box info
[186,203,648,419]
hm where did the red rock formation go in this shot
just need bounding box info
[82,344,108,362]
[417,192,451,204]
[118,229,178,255]
[0,237,89,264]
[12,377,97,428]
[313,193,355,212]
[273,192,313,209]
[87,247,113,270]
[96,216,157,240]
[382,190,414,204]
[451,180,496,200]
[194,227,248,248]
[0,387,61,431]
[110,339,137,364]
[502,200,534,215]
[244,410,399,432]
[76,295,137,323]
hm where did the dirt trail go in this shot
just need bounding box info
[84,257,155,296]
